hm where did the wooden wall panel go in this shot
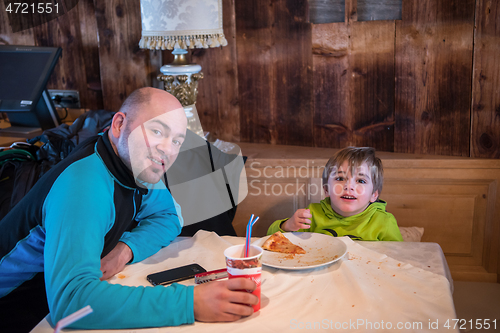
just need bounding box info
[0,1,34,45]
[312,23,351,148]
[32,0,103,111]
[191,0,240,142]
[383,181,490,264]
[93,0,156,112]
[235,0,313,146]
[394,0,475,156]
[1,0,500,158]
[274,1,313,146]
[471,0,500,158]
[349,21,395,151]
[75,0,104,109]
[312,21,395,151]
[235,0,275,144]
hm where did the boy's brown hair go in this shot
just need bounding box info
[322,147,384,196]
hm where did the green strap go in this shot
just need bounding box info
[0,149,35,167]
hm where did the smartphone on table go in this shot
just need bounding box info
[147,264,206,286]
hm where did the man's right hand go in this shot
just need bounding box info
[193,278,258,322]
[282,209,312,231]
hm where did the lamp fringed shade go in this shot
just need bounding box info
[139,0,227,50]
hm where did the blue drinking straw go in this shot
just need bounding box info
[245,214,260,257]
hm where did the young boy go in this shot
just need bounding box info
[267,147,403,241]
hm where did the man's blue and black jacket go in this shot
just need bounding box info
[0,132,193,329]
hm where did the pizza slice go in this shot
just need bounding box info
[262,232,306,254]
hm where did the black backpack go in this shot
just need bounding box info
[0,148,41,220]
[0,110,114,220]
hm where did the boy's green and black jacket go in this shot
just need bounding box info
[268,197,403,241]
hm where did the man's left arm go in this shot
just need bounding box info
[120,188,183,263]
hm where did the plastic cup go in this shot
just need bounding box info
[224,244,263,312]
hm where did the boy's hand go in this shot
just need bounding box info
[193,278,258,322]
[282,209,312,231]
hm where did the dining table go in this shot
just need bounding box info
[31,230,458,333]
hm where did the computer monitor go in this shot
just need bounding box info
[0,45,62,136]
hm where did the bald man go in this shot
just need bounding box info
[0,88,257,332]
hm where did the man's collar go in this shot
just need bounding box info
[97,130,146,193]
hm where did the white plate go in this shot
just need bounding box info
[253,232,347,270]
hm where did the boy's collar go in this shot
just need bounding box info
[320,197,387,220]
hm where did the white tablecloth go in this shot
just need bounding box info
[356,240,454,292]
[32,231,457,332]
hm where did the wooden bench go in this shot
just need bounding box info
[231,143,500,283]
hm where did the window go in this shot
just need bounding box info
[309,0,402,24]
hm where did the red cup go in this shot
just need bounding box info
[224,244,263,312]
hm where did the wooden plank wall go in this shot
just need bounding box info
[312,18,395,151]
[394,0,475,156]
[471,0,500,158]
[191,0,240,142]
[36,0,104,110]
[235,0,313,146]
[0,0,499,158]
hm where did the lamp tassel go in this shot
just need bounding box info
[139,33,228,50]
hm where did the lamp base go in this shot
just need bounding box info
[158,48,203,105]
[160,48,201,83]
[160,63,202,81]
[157,48,205,138]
